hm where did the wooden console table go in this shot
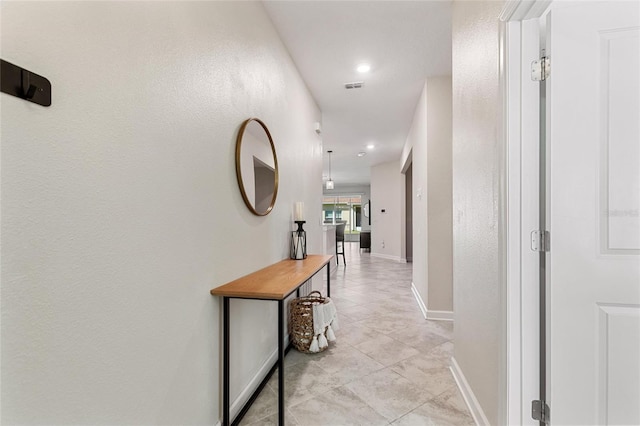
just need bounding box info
[210,254,333,426]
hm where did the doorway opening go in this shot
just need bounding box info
[322,195,363,242]
[405,163,413,262]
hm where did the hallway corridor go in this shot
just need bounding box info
[240,243,474,425]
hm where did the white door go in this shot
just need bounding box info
[547,1,640,424]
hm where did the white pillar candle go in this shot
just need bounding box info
[294,202,304,221]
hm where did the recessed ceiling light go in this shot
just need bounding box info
[357,63,371,73]
[357,152,366,157]
[367,144,375,150]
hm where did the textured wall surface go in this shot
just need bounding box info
[402,84,428,299]
[371,161,403,261]
[452,1,505,424]
[0,2,321,424]
[402,77,452,314]
[426,76,453,313]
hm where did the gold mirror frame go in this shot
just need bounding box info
[235,118,279,216]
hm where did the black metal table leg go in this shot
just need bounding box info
[326,262,331,297]
[278,300,285,426]
[223,297,230,426]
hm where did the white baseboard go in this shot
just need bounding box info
[450,357,490,426]
[410,284,453,322]
[426,309,454,321]
[371,252,405,263]
[411,282,428,320]
[229,336,290,420]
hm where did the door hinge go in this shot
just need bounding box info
[531,56,550,81]
[531,230,550,252]
[532,400,550,423]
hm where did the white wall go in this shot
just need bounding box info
[402,77,452,316]
[452,1,506,424]
[0,2,322,424]
[426,76,453,314]
[371,161,403,261]
[402,84,428,299]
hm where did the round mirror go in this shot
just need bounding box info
[235,118,279,216]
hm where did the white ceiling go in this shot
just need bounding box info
[263,1,452,187]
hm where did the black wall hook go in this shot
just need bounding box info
[23,84,38,99]
[21,69,39,99]
[1,59,51,106]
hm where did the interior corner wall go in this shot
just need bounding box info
[452,1,506,424]
[403,83,429,300]
[0,2,322,424]
[426,76,453,314]
[402,77,452,316]
[370,161,403,261]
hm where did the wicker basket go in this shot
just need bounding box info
[289,291,330,353]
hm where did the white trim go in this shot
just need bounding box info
[519,17,546,426]
[450,357,491,426]
[370,252,406,263]
[500,1,551,425]
[229,336,290,420]
[411,283,454,321]
[499,0,528,21]
[426,310,453,321]
[504,18,525,426]
[411,282,428,319]
[499,0,552,22]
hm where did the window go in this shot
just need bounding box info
[322,195,362,233]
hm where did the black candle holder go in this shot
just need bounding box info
[290,221,307,260]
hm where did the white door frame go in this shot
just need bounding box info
[500,1,552,424]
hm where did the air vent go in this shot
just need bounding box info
[344,81,364,89]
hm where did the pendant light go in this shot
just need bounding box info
[326,150,334,190]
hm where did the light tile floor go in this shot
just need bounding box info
[240,243,474,425]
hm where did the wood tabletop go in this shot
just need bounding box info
[210,254,334,300]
